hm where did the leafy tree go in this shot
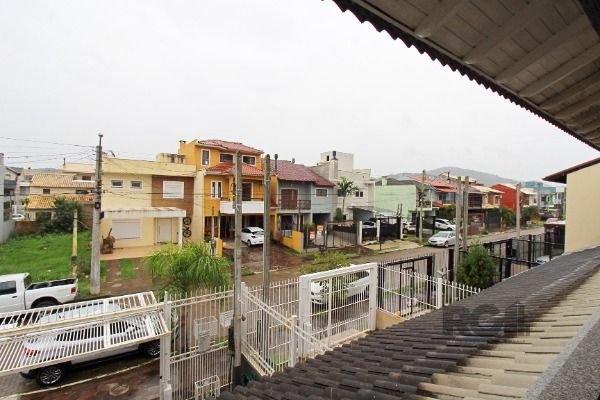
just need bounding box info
[457,245,496,289]
[500,205,515,227]
[520,206,539,225]
[147,242,231,296]
[39,198,83,233]
[334,208,344,222]
[337,176,358,218]
[436,204,456,220]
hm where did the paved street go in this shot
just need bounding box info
[0,227,543,400]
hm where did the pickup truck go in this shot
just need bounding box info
[0,273,78,313]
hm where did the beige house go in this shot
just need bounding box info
[25,173,95,220]
[544,157,600,252]
[66,157,198,250]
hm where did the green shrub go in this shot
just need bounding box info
[458,245,496,289]
[334,208,344,222]
[300,251,351,274]
[500,206,515,227]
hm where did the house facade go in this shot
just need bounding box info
[178,139,272,239]
[491,183,537,211]
[0,154,15,242]
[544,157,600,252]
[374,176,433,219]
[271,159,336,232]
[311,151,374,220]
[66,157,197,249]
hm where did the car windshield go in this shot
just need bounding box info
[432,232,451,238]
[250,229,264,235]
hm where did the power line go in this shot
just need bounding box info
[0,136,93,148]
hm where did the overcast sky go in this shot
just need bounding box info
[1,0,598,180]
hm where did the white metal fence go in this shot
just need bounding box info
[378,264,480,318]
[299,263,378,348]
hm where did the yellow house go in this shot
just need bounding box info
[68,157,197,250]
[178,139,275,239]
[544,157,600,253]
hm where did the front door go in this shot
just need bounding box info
[157,218,173,243]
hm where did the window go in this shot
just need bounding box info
[315,188,327,197]
[354,191,364,198]
[112,219,141,239]
[75,189,89,194]
[111,180,124,188]
[219,153,234,163]
[202,149,210,166]
[130,181,143,190]
[42,188,51,194]
[163,181,184,199]
[211,181,222,199]
[0,280,16,296]
[242,182,252,201]
[242,155,256,165]
[81,176,92,181]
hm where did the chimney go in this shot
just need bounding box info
[332,150,337,160]
[274,154,278,172]
[382,176,388,186]
[292,158,295,164]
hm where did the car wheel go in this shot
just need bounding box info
[20,371,36,379]
[247,240,252,247]
[36,365,67,386]
[141,340,160,357]
[444,241,449,247]
[33,299,58,308]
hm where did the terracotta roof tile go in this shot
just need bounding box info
[271,160,335,187]
[28,194,94,209]
[206,162,264,177]
[30,173,95,189]
[196,139,263,155]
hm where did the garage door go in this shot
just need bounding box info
[112,219,141,239]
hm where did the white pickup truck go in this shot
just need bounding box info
[0,273,79,313]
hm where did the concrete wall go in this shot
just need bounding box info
[375,185,416,218]
[565,163,600,252]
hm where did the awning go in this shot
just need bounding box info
[0,292,168,377]
[103,207,186,219]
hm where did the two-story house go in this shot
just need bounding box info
[65,157,197,250]
[492,183,537,211]
[311,151,375,220]
[374,176,434,219]
[271,159,336,233]
[178,139,272,239]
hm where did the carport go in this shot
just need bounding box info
[0,292,168,380]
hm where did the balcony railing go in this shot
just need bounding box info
[279,199,311,210]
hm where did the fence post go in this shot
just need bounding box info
[377,263,384,309]
[368,263,378,331]
[426,256,433,306]
[289,315,298,368]
[527,234,534,267]
[160,292,172,400]
[448,248,454,282]
[436,277,443,309]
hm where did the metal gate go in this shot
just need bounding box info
[298,263,378,347]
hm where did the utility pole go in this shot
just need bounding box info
[71,209,78,277]
[90,133,103,295]
[419,169,425,245]
[453,178,462,282]
[516,182,521,239]
[462,176,469,244]
[233,152,243,382]
[262,154,271,304]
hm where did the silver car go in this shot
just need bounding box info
[428,231,457,247]
[20,304,160,386]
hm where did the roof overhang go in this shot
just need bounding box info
[544,155,600,183]
[103,207,186,219]
[331,0,600,150]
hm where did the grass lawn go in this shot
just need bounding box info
[0,231,105,297]
[119,259,135,280]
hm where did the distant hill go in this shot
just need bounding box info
[390,167,518,187]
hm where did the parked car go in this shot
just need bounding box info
[19,303,160,386]
[11,213,25,221]
[435,218,455,230]
[241,227,264,246]
[311,270,370,305]
[428,231,458,247]
[403,222,416,234]
[0,273,79,313]
[362,221,376,229]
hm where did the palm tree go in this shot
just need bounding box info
[147,242,232,296]
[337,176,358,219]
[147,243,232,354]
